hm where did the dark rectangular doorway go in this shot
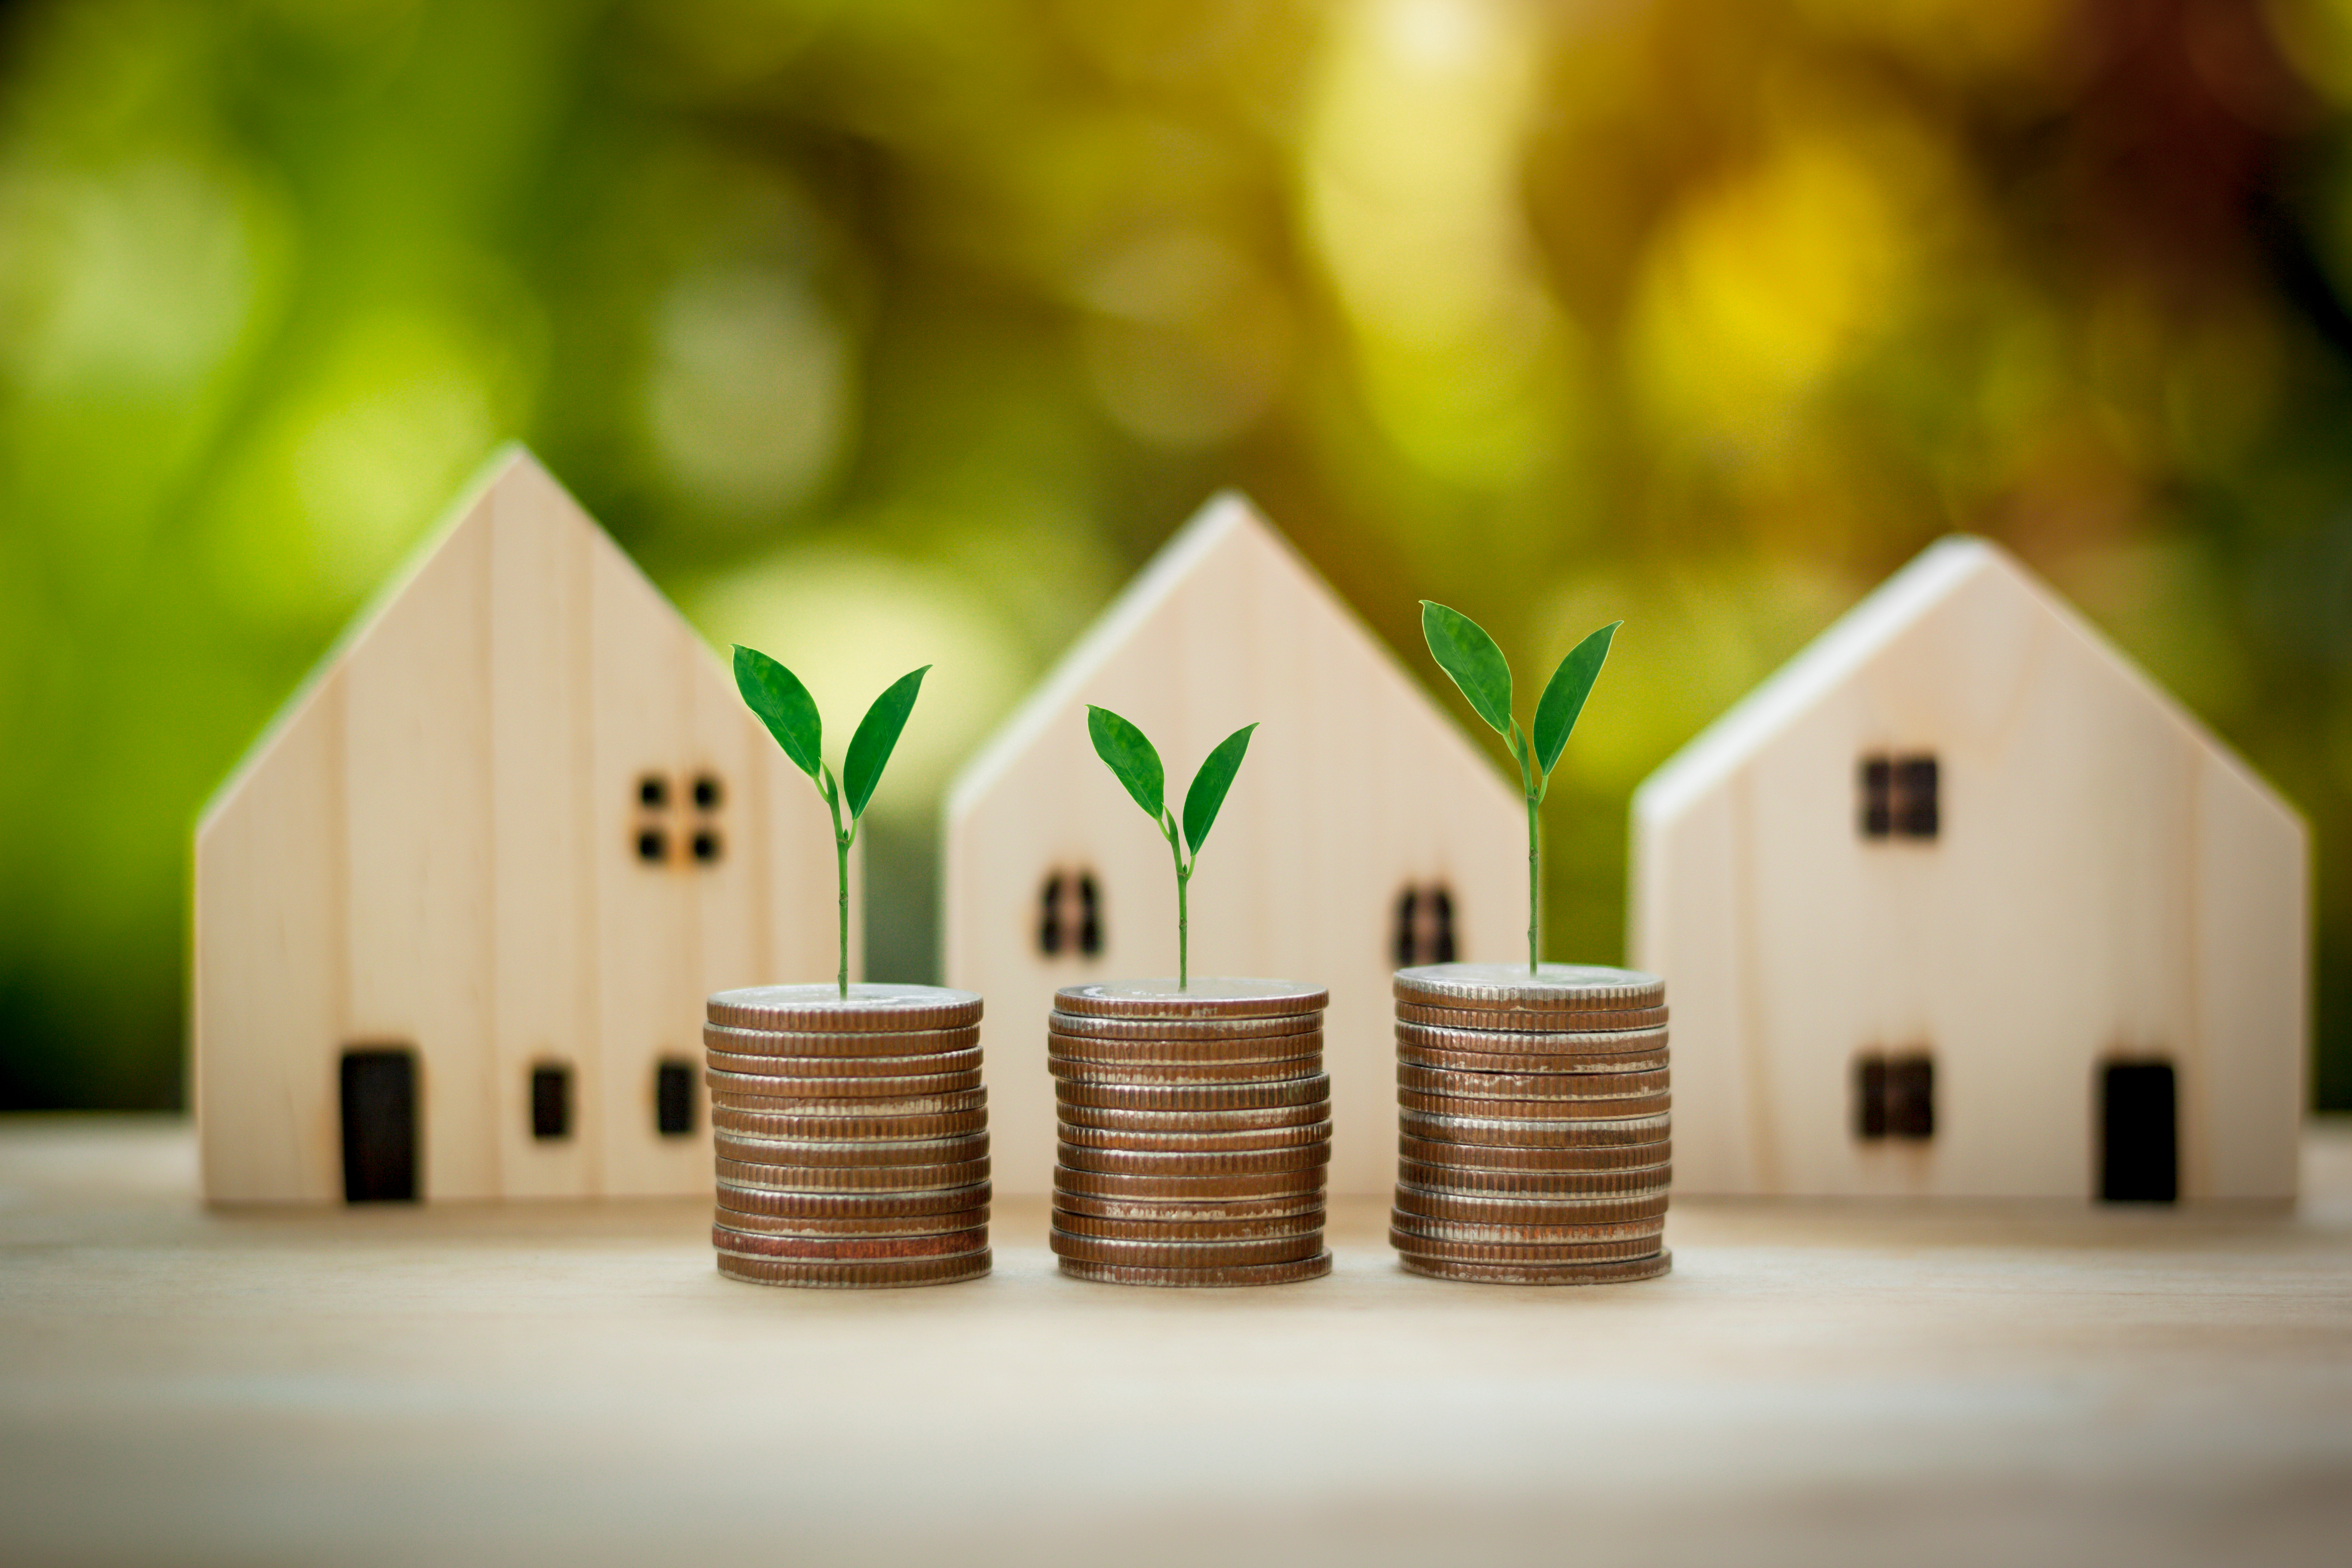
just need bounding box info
[341,1047,418,1202]
[2100,1060,2177,1203]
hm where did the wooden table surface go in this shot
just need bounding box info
[4,1117,2349,1567]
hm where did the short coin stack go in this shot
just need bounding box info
[1051,978,1332,1287]
[704,983,991,1288]
[1390,963,1670,1285]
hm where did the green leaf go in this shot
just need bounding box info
[733,645,822,780]
[842,665,930,820]
[1421,601,1514,738]
[1531,622,1620,777]
[1086,705,1165,822]
[1181,723,1257,857]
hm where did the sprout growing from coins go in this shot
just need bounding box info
[734,646,928,998]
[1420,603,1619,976]
[1085,706,1257,989]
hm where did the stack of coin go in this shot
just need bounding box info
[704,983,990,1289]
[1390,963,1670,1285]
[1051,979,1332,1287]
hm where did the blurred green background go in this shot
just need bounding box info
[3,0,2350,1112]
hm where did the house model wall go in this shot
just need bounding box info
[194,447,854,1204]
[944,493,1523,1196]
[1631,536,2306,1201]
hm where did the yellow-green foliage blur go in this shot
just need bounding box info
[3,0,2350,1109]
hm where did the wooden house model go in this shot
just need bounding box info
[195,446,852,1204]
[1631,537,2306,1201]
[944,493,1522,1196]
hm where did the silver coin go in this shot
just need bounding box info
[1059,1120,1331,1153]
[1056,978,1328,1020]
[1049,1010,1323,1042]
[1393,963,1664,1012]
[705,1066,983,1100]
[702,1022,980,1058]
[707,983,982,1033]
[1056,1074,1331,1112]
[1400,1108,1672,1148]
[1048,1033,1323,1067]
[1396,1022,1669,1057]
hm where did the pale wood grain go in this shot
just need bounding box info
[3,1117,2347,1568]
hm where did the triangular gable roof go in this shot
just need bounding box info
[197,444,693,838]
[1632,535,2295,828]
[947,490,1509,819]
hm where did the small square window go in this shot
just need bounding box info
[637,829,667,863]
[1855,1050,1933,1140]
[656,1059,694,1136]
[1393,883,1458,967]
[693,774,723,810]
[1859,753,1938,840]
[1038,870,1106,959]
[531,1064,572,1140]
[638,774,669,809]
[691,830,722,865]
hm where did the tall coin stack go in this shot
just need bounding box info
[1051,979,1333,1287]
[1390,963,1671,1285]
[704,983,991,1289]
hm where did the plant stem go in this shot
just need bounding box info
[835,832,850,998]
[1163,811,1190,988]
[1525,790,1540,975]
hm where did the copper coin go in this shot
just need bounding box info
[1057,1099,1328,1133]
[712,1130,990,1168]
[709,1203,989,1237]
[1397,1250,1672,1286]
[1397,1022,1669,1059]
[1056,1140,1329,1176]
[1398,1001,1668,1033]
[1400,1109,1672,1148]
[705,1067,983,1100]
[1049,1009,1323,1042]
[1396,1159,1670,1195]
[711,1105,989,1141]
[704,1045,981,1078]
[706,983,982,1033]
[1391,1185,1668,1225]
[713,1156,991,1193]
[1399,1043,1668,1077]
[1398,1063,1670,1100]
[715,1179,991,1220]
[1392,964,1663,1012]
[1056,978,1328,1020]
[1049,1055,1321,1086]
[1389,1212,1666,1246]
[1051,1190,1325,1224]
[1400,1088,1673,1120]
[1052,1209,1324,1242]
[1056,1253,1332,1288]
[1053,1164,1325,1201]
[1388,1227,1663,1263]
[1049,1227,1324,1268]
[702,1022,980,1058]
[712,1225,989,1260]
[709,1087,986,1119]
[1058,1120,1331,1154]
[1047,1031,1325,1067]
[1398,1135,1670,1171]
[1055,1075,1332,1112]
[716,1250,992,1289]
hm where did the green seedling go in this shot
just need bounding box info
[1421,603,1619,975]
[1085,706,1257,989]
[734,645,929,998]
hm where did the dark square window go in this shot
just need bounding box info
[1859,753,1938,840]
[638,774,668,809]
[637,829,667,863]
[691,830,721,864]
[531,1064,571,1140]
[2100,1060,2177,1203]
[1855,1050,1934,1140]
[340,1047,418,1202]
[1394,883,1458,967]
[1076,873,1102,957]
[656,1059,694,1136]
[1039,870,1105,959]
[693,774,722,810]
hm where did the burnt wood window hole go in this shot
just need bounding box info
[635,771,724,866]
[1037,871,1102,958]
[2100,1060,2178,1203]
[639,774,668,809]
[340,1046,418,1203]
[1859,754,1939,839]
[656,1059,695,1136]
[1855,1051,1934,1140]
[531,1064,572,1140]
[1393,884,1458,967]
